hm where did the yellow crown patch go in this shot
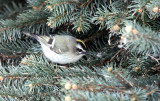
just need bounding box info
[76,39,86,48]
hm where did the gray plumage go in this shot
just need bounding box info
[51,35,77,54]
[23,32,77,54]
[22,31,86,64]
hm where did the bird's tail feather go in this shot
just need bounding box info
[22,31,49,46]
[22,31,39,41]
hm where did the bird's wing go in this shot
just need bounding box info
[50,35,76,54]
[50,38,69,54]
[23,31,50,47]
[23,32,76,54]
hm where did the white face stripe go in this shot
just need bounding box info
[51,37,55,48]
[76,44,85,52]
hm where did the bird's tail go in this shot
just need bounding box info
[22,31,39,41]
[22,31,49,46]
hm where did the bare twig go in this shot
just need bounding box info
[146,88,159,95]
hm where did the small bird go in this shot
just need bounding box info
[22,32,86,64]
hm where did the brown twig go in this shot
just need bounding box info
[90,3,95,17]
[117,72,134,87]
[0,94,24,100]
[147,54,160,64]
[110,49,125,61]
[33,2,46,10]
[110,71,133,88]
[0,19,47,33]
[0,53,29,61]
[146,88,159,95]
[78,84,132,95]
[0,28,8,31]
[51,1,76,7]
[80,0,94,8]
[120,92,123,101]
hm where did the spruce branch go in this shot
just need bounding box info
[0,28,8,31]
[0,53,27,61]
[33,2,46,10]
[77,85,132,94]
[0,19,47,32]
[109,71,133,89]
[146,88,159,95]
[0,0,159,100]
[110,49,125,62]
[50,1,76,7]
[79,0,93,8]
[0,94,25,100]
[147,54,160,64]
[0,1,27,20]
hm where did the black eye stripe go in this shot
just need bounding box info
[77,48,83,52]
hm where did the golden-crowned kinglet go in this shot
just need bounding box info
[23,32,87,64]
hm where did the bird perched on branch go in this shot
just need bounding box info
[22,32,87,64]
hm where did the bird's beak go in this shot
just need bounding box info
[82,51,90,55]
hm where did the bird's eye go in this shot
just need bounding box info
[76,44,86,55]
[77,48,83,52]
